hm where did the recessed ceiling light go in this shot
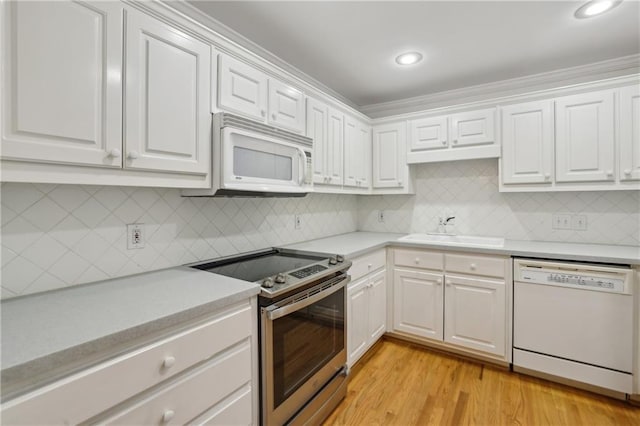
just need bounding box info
[395,52,423,66]
[574,0,621,18]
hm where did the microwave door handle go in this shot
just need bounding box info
[266,275,350,321]
[297,148,306,185]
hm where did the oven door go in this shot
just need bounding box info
[261,276,348,425]
[222,127,311,193]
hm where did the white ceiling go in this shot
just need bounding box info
[188,1,640,107]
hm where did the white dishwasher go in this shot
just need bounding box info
[513,258,635,395]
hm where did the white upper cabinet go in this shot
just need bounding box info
[449,108,495,147]
[306,99,343,187]
[1,0,123,167]
[218,55,268,122]
[406,108,499,164]
[344,117,371,189]
[306,98,328,184]
[409,115,448,151]
[124,9,210,174]
[218,54,305,133]
[372,122,406,188]
[268,79,305,133]
[326,108,344,185]
[555,90,615,183]
[619,85,640,181]
[501,100,554,185]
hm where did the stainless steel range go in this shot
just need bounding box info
[192,248,351,425]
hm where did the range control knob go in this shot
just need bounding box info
[275,273,286,284]
[262,277,274,288]
[336,255,345,263]
[328,257,338,265]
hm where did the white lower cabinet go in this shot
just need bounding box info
[444,274,506,357]
[0,300,258,425]
[347,250,387,368]
[390,248,511,363]
[393,268,443,340]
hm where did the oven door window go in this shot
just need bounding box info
[272,287,345,408]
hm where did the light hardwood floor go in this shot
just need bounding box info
[323,338,640,425]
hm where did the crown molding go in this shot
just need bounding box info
[362,54,640,118]
[162,0,362,112]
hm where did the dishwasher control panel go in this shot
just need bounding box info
[514,259,633,294]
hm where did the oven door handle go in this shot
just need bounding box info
[266,276,350,321]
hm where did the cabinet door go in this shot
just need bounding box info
[1,1,122,167]
[619,85,640,181]
[306,98,328,184]
[501,100,554,184]
[218,55,268,121]
[124,9,210,174]
[393,268,443,340]
[357,123,372,189]
[372,122,406,188]
[268,78,305,133]
[409,115,448,151]
[449,108,495,147]
[326,108,344,186]
[367,269,387,343]
[343,117,359,187]
[444,274,505,356]
[347,278,369,368]
[555,90,614,182]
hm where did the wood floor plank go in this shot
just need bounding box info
[323,339,640,426]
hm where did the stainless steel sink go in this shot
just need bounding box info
[398,233,505,247]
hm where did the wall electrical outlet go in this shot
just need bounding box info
[127,223,145,249]
[552,214,571,230]
[294,214,302,230]
[378,210,385,223]
[571,215,588,231]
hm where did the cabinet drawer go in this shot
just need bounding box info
[1,302,253,425]
[394,249,443,271]
[100,342,252,425]
[445,253,507,278]
[191,385,252,425]
[349,249,386,281]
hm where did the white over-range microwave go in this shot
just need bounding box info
[183,113,313,197]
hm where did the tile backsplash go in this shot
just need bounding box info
[2,159,639,299]
[359,159,640,246]
[0,184,357,299]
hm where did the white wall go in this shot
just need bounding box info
[359,159,640,246]
[0,183,358,299]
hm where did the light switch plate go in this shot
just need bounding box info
[571,215,588,231]
[552,214,571,230]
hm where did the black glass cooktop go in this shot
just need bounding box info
[193,250,326,283]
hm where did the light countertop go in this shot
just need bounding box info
[284,232,640,265]
[1,267,260,398]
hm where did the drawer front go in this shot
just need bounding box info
[101,342,252,425]
[394,248,443,271]
[445,253,506,278]
[190,385,253,425]
[349,249,386,281]
[1,302,253,425]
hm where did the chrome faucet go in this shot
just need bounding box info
[438,216,456,234]
[442,216,456,225]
